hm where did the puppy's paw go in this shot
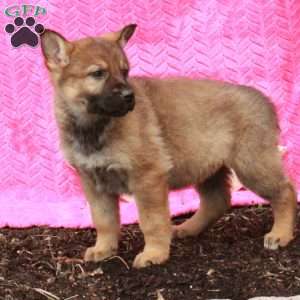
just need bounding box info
[264,231,294,250]
[133,249,169,268]
[84,246,117,262]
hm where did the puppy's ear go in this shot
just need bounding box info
[40,30,73,70]
[118,24,137,47]
[102,24,137,47]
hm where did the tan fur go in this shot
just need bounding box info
[41,25,297,268]
[80,173,120,261]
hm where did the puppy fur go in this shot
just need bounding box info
[40,24,297,268]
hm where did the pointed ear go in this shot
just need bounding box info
[40,30,73,70]
[102,24,137,47]
[118,24,137,47]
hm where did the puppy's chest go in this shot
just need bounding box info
[72,147,131,195]
[68,119,106,156]
[83,166,130,195]
[64,124,131,195]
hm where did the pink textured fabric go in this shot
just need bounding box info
[0,0,299,228]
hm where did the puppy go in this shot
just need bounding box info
[40,24,297,268]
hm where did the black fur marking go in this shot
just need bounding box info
[87,92,134,117]
[66,115,110,155]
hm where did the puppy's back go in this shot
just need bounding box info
[129,77,279,186]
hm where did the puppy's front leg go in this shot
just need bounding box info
[80,176,120,262]
[132,174,172,268]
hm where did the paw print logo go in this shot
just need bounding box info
[5,17,45,48]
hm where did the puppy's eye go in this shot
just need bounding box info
[89,70,106,78]
[122,69,129,77]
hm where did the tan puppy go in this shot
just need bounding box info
[40,24,297,268]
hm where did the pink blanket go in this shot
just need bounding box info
[0,0,299,228]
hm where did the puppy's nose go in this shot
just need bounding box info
[120,88,134,103]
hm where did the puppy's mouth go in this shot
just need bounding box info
[104,104,134,117]
[87,94,135,117]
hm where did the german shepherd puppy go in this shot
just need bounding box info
[40,24,297,268]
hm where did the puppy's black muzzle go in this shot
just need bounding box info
[87,88,135,117]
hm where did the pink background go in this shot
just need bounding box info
[0,0,299,227]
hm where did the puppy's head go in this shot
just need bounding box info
[41,24,137,119]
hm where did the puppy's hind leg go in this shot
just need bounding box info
[232,149,297,250]
[264,180,297,249]
[174,166,232,238]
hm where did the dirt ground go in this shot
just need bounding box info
[0,205,300,300]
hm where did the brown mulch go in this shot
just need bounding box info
[0,206,300,300]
